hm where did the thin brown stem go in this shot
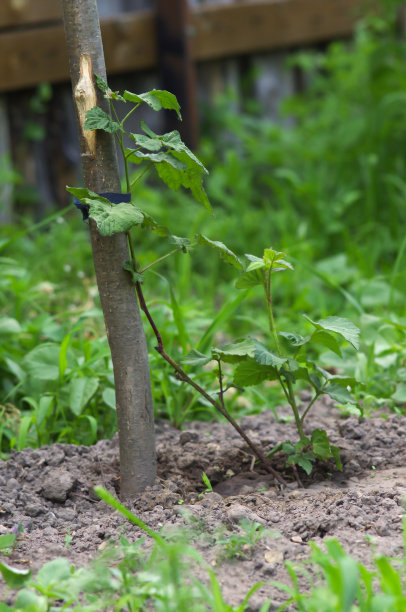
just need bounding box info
[135,281,287,487]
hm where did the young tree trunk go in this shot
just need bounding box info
[61,0,156,497]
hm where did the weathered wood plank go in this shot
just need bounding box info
[0,1,61,29]
[0,0,360,93]
[192,0,360,61]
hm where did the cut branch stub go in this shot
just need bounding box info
[74,54,97,159]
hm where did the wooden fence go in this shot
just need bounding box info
[0,0,362,217]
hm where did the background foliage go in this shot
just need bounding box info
[0,3,406,455]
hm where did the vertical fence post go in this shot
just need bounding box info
[61,0,156,498]
[156,0,199,149]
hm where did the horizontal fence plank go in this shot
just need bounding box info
[193,0,361,60]
[0,0,360,93]
[0,1,61,29]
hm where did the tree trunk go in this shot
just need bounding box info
[61,0,156,497]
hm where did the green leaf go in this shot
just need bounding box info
[311,429,331,460]
[35,558,72,589]
[182,349,212,367]
[126,148,187,171]
[17,415,32,450]
[330,445,342,470]
[69,377,99,416]
[59,333,70,379]
[0,534,16,550]
[253,340,287,367]
[22,343,60,380]
[233,359,278,387]
[286,452,315,475]
[211,338,255,363]
[170,235,191,252]
[263,248,294,271]
[310,330,342,357]
[102,388,116,410]
[79,414,98,444]
[392,382,406,403]
[36,396,53,428]
[0,317,21,334]
[160,130,204,168]
[0,562,31,588]
[324,382,354,404]
[123,89,181,119]
[129,133,163,151]
[235,268,264,289]
[278,331,310,348]
[88,200,144,236]
[304,315,360,350]
[84,106,120,133]
[13,590,48,612]
[156,152,212,212]
[94,73,108,92]
[195,234,243,269]
[140,211,169,236]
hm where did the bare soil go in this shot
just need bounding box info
[1,398,405,610]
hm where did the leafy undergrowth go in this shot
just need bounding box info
[1,488,405,611]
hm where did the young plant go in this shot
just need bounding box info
[216,519,275,561]
[185,247,361,476]
[272,518,406,611]
[69,74,361,481]
[69,76,287,485]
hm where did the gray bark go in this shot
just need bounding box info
[61,0,156,497]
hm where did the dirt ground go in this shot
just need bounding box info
[1,398,405,610]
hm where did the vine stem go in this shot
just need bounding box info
[133,279,287,487]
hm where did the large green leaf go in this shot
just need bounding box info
[88,200,144,236]
[35,558,72,589]
[253,340,287,367]
[311,429,331,460]
[324,382,354,404]
[196,234,243,269]
[0,317,21,334]
[69,377,99,416]
[311,429,342,470]
[102,388,116,410]
[0,562,31,589]
[123,89,181,119]
[233,359,278,387]
[182,349,212,367]
[84,106,120,133]
[310,330,342,357]
[129,133,163,151]
[126,149,187,171]
[211,338,255,363]
[156,152,211,212]
[304,315,360,350]
[22,343,60,380]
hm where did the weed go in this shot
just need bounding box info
[216,519,277,561]
[0,487,266,611]
[272,518,406,611]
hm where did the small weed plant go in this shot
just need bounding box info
[69,76,361,478]
[0,487,266,611]
[272,517,406,611]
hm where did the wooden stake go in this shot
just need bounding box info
[61,0,156,498]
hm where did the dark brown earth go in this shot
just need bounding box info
[1,398,405,610]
